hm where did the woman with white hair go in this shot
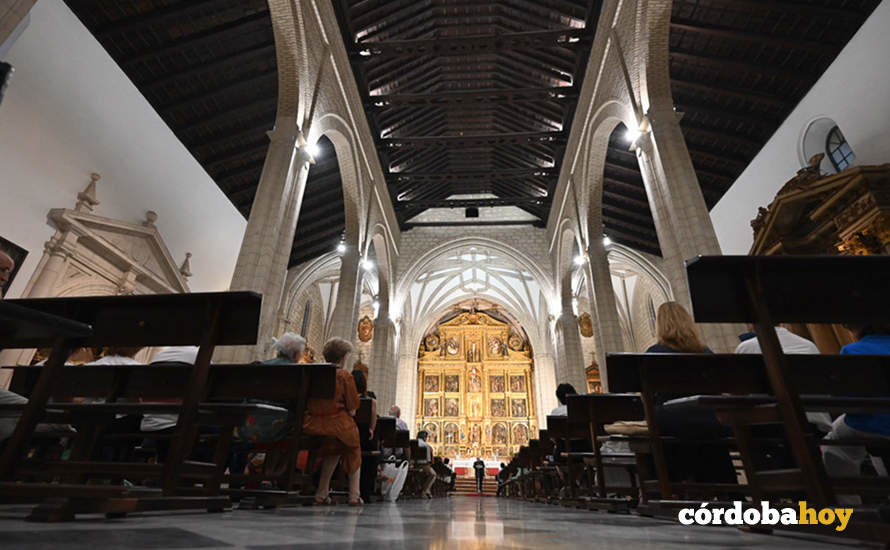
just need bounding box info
[270,332,307,363]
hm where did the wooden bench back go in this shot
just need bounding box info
[545,415,587,438]
[566,393,644,426]
[5,363,339,401]
[686,255,890,324]
[0,291,262,349]
[606,353,890,397]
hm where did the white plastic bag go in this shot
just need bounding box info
[380,460,409,502]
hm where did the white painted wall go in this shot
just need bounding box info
[0,0,247,294]
[710,0,890,254]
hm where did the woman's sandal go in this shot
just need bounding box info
[313,496,332,506]
[348,497,363,507]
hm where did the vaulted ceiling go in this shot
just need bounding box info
[64,0,880,262]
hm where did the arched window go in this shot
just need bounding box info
[826,126,855,172]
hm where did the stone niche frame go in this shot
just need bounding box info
[0,176,191,377]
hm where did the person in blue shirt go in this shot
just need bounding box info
[821,323,890,505]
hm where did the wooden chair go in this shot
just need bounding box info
[0,291,261,520]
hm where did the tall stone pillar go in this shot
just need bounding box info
[394,331,418,429]
[369,306,396,409]
[217,119,311,363]
[532,350,558,426]
[554,306,586,392]
[327,244,363,343]
[635,103,738,351]
[585,240,623,385]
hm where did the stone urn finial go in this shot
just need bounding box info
[143,210,158,227]
[179,252,193,278]
[75,173,101,212]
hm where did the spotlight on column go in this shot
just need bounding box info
[573,255,585,266]
[603,235,612,246]
[623,128,641,144]
[336,242,346,254]
[361,258,375,271]
[305,142,320,159]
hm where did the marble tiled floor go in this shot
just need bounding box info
[0,497,865,549]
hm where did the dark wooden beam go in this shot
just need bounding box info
[142,41,276,92]
[398,197,548,209]
[671,20,834,55]
[403,220,544,228]
[120,12,271,67]
[671,78,791,109]
[389,167,558,181]
[381,131,561,147]
[369,87,575,106]
[357,28,587,58]
[94,0,231,37]
[159,69,277,115]
[669,50,816,82]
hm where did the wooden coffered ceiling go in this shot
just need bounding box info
[64,0,880,262]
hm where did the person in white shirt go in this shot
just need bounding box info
[390,405,408,432]
[549,383,577,416]
[140,346,200,433]
[735,325,819,355]
[85,347,142,461]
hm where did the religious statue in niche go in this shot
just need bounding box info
[423,423,438,444]
[444,397,459,417]
[444,423,459,444]
[423,398,439,417]
[513,424,529,446]
[578,312,594,338]
[485,424,492,443]
[469,424,481,445]
[468,366,482,392]
[508,333,524,352]
[489,375,505,393]
[467,395,482,417]
[446,336,460,356]
[511,398,527,418]
[466,342,481,362]
[492,423,508,445]
[424,374,439,392]
[358,315,373,342]
[510,375,526,393]
[424,334,440,352]
[490,398,506,417]
[445,374,460,393]
[488,335,503,357]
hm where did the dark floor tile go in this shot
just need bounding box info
[3,528,231,549]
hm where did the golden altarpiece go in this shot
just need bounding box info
[416,309,536,460]
[749,160,890,352]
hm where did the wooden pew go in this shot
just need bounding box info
[664,255,889,542]
[545,415,590,504]
[5,362,338,511]
[0,291,262,520]
[565,393,643,510]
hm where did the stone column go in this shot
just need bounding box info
[216,119,311,363]
[554,306,586,392]
[327,244,363,343]
[635,104,738,351]
[585,241,623,385]
[394,330,418,429]
[532,350,557,426]
[369,312,396,410]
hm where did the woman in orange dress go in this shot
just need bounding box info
[303,337,362,505]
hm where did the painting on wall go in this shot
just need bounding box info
[424,374,440,392]
[490,398,506,417]
[489,375,505,393]
[509,375,526,393]
[444,397,460,417]
[423,398,439,417]
[445,375,460,393]
[511,398,527,417]
[0,236,27,298]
